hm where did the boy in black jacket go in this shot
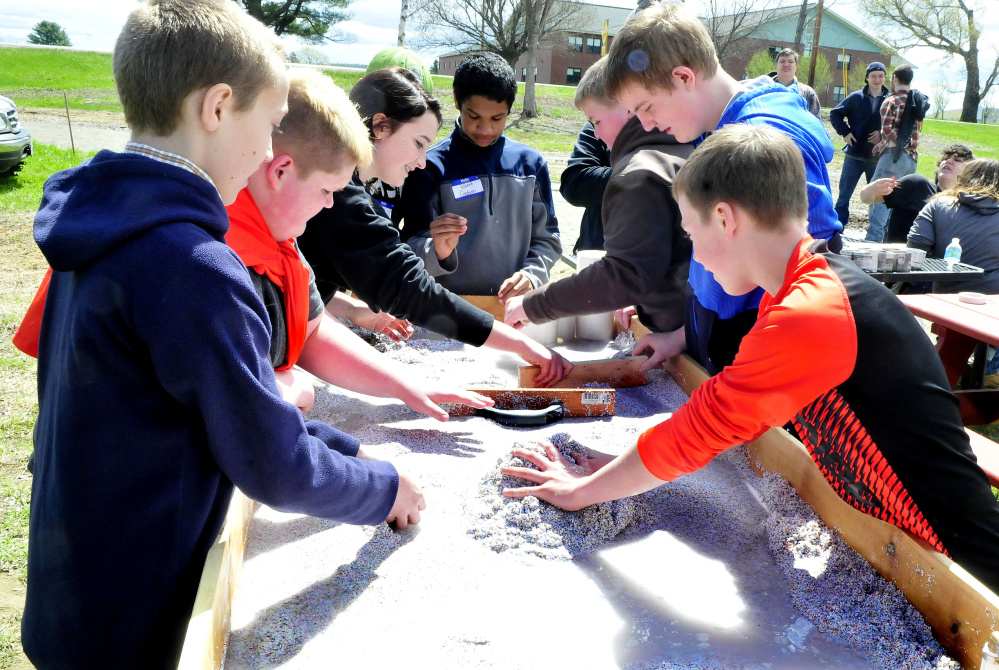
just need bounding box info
[561,122,611,252]
[829,62,890,227]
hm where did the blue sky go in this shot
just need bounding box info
[1,0,996,109]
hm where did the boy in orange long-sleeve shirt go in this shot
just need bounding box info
[502,123,999,594]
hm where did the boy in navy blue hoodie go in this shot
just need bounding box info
[399,52,561,299]
[22,2,422,667]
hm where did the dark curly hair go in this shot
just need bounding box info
[349,66,442,139]
[453,52,517,110]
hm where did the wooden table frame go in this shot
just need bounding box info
[897,293,999,426]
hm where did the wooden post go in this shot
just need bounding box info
[807,0,824,88]
[62,92,75,157]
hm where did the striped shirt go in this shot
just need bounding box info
[123,141,215,187]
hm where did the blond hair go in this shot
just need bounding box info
[673,124,807,231]
[937,159,999,202]
[274,70,373,176]
[604,3,718,100]
[113,0,286,136]
[574,57,611,108]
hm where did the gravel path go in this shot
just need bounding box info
[224,330,957,670]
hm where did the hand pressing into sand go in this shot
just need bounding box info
[386,469,425,529]
[634,327,686,374]
[399,384,495,422]
[430,213,467,261]
[353,309,414,342]
[497,271,534,301]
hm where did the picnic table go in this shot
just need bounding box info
[841,234,984,284]
[898,292,999,453]
[897,293,999,488]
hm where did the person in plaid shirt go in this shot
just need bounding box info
[866,64,930,241]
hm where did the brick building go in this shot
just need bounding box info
[714,4,896,108]
[437,3,632,86]
[437,2,895,104]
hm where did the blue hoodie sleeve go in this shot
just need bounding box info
[133,234,398,526]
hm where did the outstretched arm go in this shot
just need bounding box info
[297,312,493,421]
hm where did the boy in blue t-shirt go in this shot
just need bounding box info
[603,2,841,374]
[399,52,561,300]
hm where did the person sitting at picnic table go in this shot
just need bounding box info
[502,124,999,595]
[859,143,974,244]
[907,158,999,295]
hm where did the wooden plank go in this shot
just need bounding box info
[898,293,999,347]
[966,428,999,488]
[445,387,614,418]
[459,295,505,320]
[177,490,255,670]
[665,354,999,670]
[519,355,649,388]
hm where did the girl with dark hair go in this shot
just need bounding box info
[296,68,568,384]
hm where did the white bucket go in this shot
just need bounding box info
[557,315,576,341]
[574,250,614,340]
[520,319,559,346]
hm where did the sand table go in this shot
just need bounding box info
[225,329,958,669]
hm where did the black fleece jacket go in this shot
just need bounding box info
[297,174,495,345]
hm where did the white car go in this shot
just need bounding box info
[0,95,33,176]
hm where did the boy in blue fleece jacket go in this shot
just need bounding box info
[604,2,841,374]
[22,2,422,668]
[399,52,562,300]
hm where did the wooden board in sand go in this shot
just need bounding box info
[445,387,614,418]
[518,355,649,389]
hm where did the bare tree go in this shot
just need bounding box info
[983,89,998,124]
[930,77,953,118]
[699,0,785,64]
[410,0,587,70]
[859,0,999,123]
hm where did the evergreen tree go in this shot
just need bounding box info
[27,21,71,47]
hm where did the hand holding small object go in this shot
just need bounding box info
[429,213,466,261]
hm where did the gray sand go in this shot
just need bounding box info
[225,330,959,669]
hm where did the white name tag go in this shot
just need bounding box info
[451,177,484,200]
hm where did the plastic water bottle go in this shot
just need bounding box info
[981,631,999,669]
[944,238,962,268]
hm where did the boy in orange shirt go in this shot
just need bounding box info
[503,124,999,594]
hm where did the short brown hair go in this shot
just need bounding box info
[604,3,718,100]
[892,64,914,86]
[273,69,373,177]
[574,57,611,108]
[113,0,286,136]
[937,143,974,167]
[775,48,799,64]
[673,124,807,231]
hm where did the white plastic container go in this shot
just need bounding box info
[519,319,559,346]
[556,315,576,341]
[574,250,615,341]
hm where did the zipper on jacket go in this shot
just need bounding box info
[487,175,494,216]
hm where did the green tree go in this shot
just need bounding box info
[430,57,439,74]
[859,0,997,123]
[27,20,71,47]
[745,50,775,79]
[237,0,354,44]
[800,53,832,96]
[292,46,330,64]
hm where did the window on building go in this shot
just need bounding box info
[837,53,852,70]
[768,45,782,60]
[587,37,601,54]
[833,86,846,103]
[521,67,526,82]
[569,36,583,52]
[567,67,582,84]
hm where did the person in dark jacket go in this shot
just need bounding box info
[22,3,421,667]
[505,57,693,334]
[560,121,611,252]
[829,62,890,227]
[296,67,569,384]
